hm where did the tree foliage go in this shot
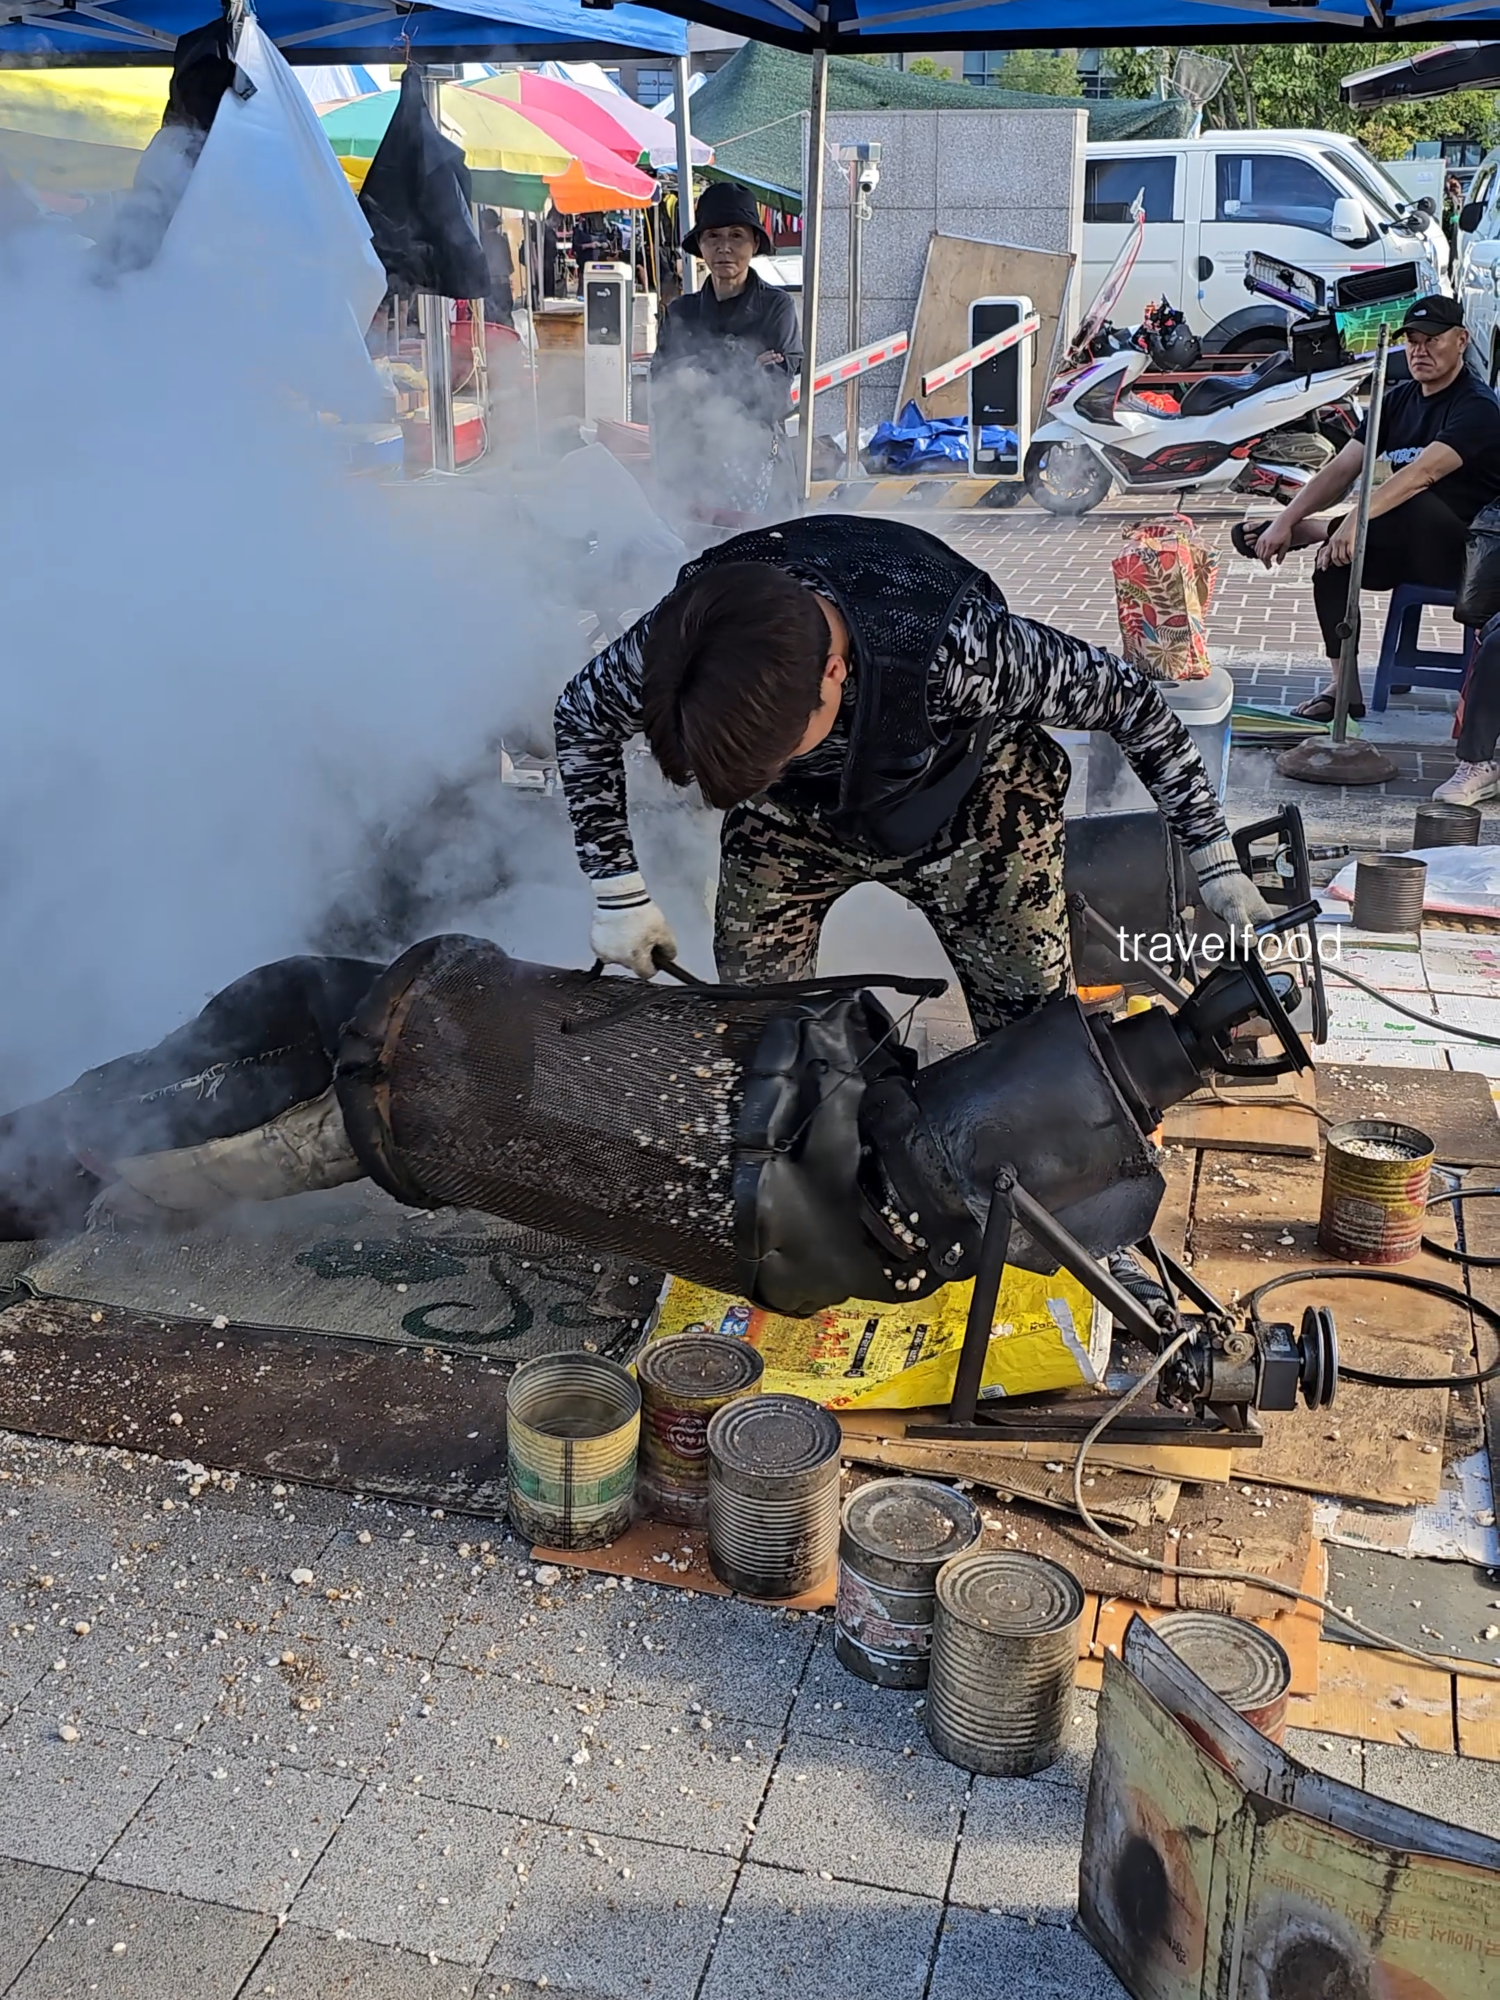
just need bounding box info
[1100,44,1497,156]
[906,56,953,81]
[998,49,1082,97]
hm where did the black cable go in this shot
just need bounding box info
[1421,1183,1500,1268]
[1246,1266,1500,1390]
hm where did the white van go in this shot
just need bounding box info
[1454,151,1500,382]
[1083,135,1445,350]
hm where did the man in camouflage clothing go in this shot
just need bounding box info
[554,515,1269,1034]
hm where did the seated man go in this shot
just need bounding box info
[1237,297,1500,721]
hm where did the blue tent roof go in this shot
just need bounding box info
[613,0,1500,56]
[0,0,685,66]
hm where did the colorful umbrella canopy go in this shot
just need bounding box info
[486,67,708,172]
[321,82,576,210]
[0,67,169,193]
[463,78,656,208]
[536,74,713,172]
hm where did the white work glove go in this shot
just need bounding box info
[590,872,678,980]
[1189,839,1277,933]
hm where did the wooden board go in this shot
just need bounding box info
[967,1483,1314,1621]
[1188,1150,1458,1506]
[1318,1064,1500,1170]
[835,1407,1235,1482]
[1311,1643,1456,1752]
[531,1517,836,1611]
[1457,1675,1500,1762]
[894,233,1074,431]
[1162,1067,1320,1158]
[839,1434,1179,1528]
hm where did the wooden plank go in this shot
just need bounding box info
[531,1517,836,1611]
[1162,1067,1320,1158]
[1456,1676,1500,1762]
[894,233,1074,431]
[835,1409,1235,1484]
[1311,1644,1456,1751]
[1318,1063,1500,1169]
[838,1435,1179,1528]
[1188,1150,1458,1505]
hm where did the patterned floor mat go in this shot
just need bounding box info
[4,1181,660,1364]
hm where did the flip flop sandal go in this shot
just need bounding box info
[1292,690,1365,723]
[1232,522,1271,559]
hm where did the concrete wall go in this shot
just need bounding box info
[809,107,1086,440]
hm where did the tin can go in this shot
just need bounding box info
[637,1334,765,1527]
[926,1551,1084,1777]
[706,1394,841,1599]
[834,1479,983,1688]
[1414,801,1481,849]
[506,1352,640,1550]
[1151,1610,1291,1743]
[1352,854,1427,933]
[1318,1118,1435,1265]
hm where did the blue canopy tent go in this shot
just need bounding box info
[616,1,1500,56]
[0,0,686,66]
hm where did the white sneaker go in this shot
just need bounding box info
[1432,760,1500,807]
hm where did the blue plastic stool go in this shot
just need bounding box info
[1370,584,1475,712]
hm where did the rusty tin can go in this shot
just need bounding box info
[1151,1610,1292,1743]
[636,1334,765,1527]
[834,1479,983,1689]
[506,1352,640,1551]
[926,1551,1084,1777]
[1318,1118,1435,1265]
[706,1394,841,1599]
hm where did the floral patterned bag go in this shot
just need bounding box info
[1111,515,1219,681]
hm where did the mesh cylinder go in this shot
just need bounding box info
[335,937,791,1289]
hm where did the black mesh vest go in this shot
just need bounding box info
[682,515,997,856]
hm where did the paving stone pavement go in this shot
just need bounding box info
[2,1434,1491,2000]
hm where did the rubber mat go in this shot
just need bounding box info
[5,1180,659,1364]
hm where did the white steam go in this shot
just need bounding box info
[0,221,683,1106]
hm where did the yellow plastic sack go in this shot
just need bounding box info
[644,1268,1109,1411]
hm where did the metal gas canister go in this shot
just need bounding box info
[834,1479,983,1688]
[636,1334,765,1527]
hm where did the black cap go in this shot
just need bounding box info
[681,182,772,262]
[1402,294,1465,333]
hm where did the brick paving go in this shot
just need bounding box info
[3,1437,1494,2000]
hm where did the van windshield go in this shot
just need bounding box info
[1320,147,1410,226]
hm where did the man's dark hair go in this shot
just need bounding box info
[640,564,831,808]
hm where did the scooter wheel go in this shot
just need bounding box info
[1023,441,1113,517]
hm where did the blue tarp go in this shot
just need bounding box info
[866,401,1016,472]
[614,0,1500,56]
[0,0,685,66]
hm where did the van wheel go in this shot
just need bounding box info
[1024,441,1113,516]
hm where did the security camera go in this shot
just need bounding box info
[858,164,881,196]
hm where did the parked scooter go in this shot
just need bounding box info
[1024,222,1375,517]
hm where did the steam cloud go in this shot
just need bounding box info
[0,214,686,1109]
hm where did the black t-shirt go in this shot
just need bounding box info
[1354,370,1500,524]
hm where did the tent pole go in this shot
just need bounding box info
[798,46,828,503]
[419,67,456,476]
[672,55,697,296]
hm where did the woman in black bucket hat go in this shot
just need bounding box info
[651,182,803,534]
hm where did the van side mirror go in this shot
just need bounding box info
[1330,197,1371,245]
[1460,201,1486,234]
[1417,195,1438,218]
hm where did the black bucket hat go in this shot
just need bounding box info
[681,181,771,261]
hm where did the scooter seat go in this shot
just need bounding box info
[1176,352,1296,417]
